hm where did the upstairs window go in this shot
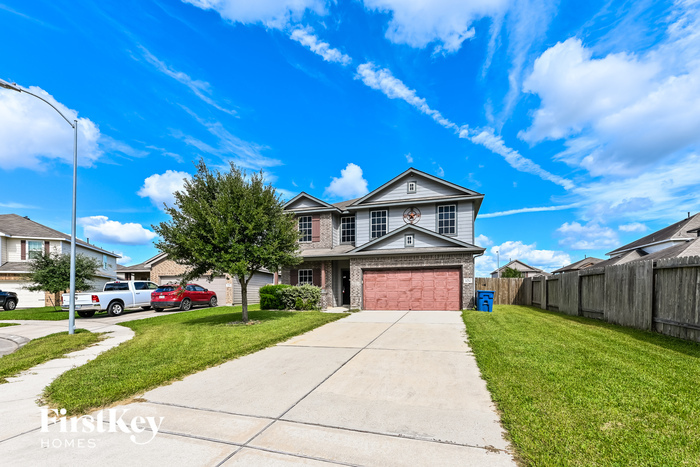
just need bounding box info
[341,216,355,244]
[407,180,416,194]
[103,254,109,270]
[28,241,43,260]
[298,269,313,285]
[298,216,312,242]
[371,210,388,239]
[437,205,457,235]
[405,234,415,247]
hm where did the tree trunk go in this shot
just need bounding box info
[239,276,249,322]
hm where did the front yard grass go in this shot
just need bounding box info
[44,306,345,415]
[0,329,102,383]
[0,323,19,328]
[463,305,700,466]
[0,306,68,321]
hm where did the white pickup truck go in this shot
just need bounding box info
[61,280,160,317]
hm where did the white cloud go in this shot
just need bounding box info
[139,46,236,115]
[138,170,191,210]
[619,222,648,233]
[182,0,326,29]
[324,163,369,199]
[435,165,445,177]
[115,252,133,265]
[79,216,156,246]
[0,85,102,170]
[0,201,37,209]
[521,4,700,176]
[290,27,351,65]
[475,240,570,276]
[479,203,576,218]
[555,221,619,250]
[475,234,493,247]
[405,153,413,163]
[361,0,509,54]
[355,63,458,130]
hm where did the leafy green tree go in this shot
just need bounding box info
[502,267,523,278]
[153,160,302,322]
[26,252,102,309]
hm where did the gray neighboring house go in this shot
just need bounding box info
[0,214,119,308]
[597,212,700,267]
[490,259,551,278]
[551,257,604,274]
[281,167,486,310]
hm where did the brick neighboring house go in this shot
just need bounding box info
[0,214,119,308]
[118,252,273,306]
[281,168,486,310]
[490,259,551,278]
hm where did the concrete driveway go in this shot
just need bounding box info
[0,310,515,466]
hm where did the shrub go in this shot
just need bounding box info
[279,285,322,310]
[258,284,292,310]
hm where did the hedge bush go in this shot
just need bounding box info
[257,284,322,310]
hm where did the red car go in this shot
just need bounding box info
[151,283,218,312]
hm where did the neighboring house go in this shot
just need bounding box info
[281,167,486,310]
[551,257,604,274]
[118,252,273,306]
[0,214,119,308]
[597,212,700,267]
[490,259,551,278]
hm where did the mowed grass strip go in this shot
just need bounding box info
[0,329,102,383]
[0,323,19,328]
[0,306,68,321]
[462,305,700,466]
[44,306,346,415]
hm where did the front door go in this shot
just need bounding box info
[342,270,350,305]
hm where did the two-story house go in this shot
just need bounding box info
[0,214,120,308]
[281,168,486,310]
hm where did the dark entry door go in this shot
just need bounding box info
[342,270,350,305]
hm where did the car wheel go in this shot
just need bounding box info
[154,307,164,312]
[77,310,96,318]
[141,306,151,310]
[208,296,218,308]
[179,298,192,311]
[108,301,124,317]
[3,299,17,311]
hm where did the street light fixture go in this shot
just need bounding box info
[0,78,79,335]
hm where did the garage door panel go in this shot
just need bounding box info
[363,269,461,311]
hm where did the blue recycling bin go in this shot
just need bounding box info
[476,290,495,312]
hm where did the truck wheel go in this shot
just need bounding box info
[77,310,96,318]
[208,297,218,308]
[179,298,192,311]
[108,301,124,317]
[3,299,17,311]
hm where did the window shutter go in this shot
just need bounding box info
[21,240,26,260]
[312,269,321,287]
[44,241,50,255]
[290,269,298,286]
[311,215,321,242]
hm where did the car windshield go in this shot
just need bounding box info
[104,283,129,291]
[155,286,177,292]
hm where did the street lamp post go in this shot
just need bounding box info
[495,248,500,278]
[0,78,79,334]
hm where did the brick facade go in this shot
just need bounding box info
[281,260,336,309]
[298,213,333,250]
[149,259,189,285]
[349,253,476,310]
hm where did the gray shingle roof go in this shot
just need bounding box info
[116,262,150,272]
[551,257,604,274]
[607,213,700,255]
[0,262,31,273]
[0,214,117,257]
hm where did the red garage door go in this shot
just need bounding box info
[363,269,461,311]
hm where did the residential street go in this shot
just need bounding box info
[0,310,515,466]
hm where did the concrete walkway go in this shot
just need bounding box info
[0,310,515,466]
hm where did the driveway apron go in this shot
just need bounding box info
[0,310,515,466]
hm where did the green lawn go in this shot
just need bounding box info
[0,323,19,328]
[0,306,68,321]
[0,329,102,383]
[463,305,700,466]
[44,306,346,415]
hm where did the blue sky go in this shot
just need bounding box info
[1,0,699,276]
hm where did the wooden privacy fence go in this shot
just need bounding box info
[475,277,527,305]
[518,256,700,343]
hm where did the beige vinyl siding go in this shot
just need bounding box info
[61,241,118,279]
[233,272,274,304]
[5,238,23,262]
[0,236,6,264]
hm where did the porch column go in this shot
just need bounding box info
[273,271,278,285]
[321,261,326,288]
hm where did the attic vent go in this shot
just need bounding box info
[407,181,416,194]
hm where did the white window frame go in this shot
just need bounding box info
[298,269,313,285]
[27,240,43,260]
[341,216,356,244]
[405,233,415,247]
[370,210,388,239]
[298,216,312,243]
[437,204,457,236]
[407,180,417,194]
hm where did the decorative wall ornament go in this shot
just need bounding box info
[403,207,421,224]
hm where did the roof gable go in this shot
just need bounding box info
[493,259,543,274]
[348,168,483,210]
[284,192,339,212]
[351,224,483,253]
[607,213,700,256]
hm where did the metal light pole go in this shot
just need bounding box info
[0,78,79,334]
[495,248,500,278]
